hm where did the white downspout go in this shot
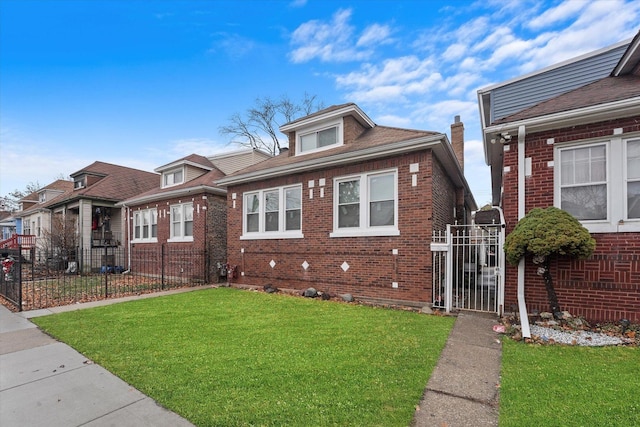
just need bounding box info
[517,125,531,339]
[123,205,132,273]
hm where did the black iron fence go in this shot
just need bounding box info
[0,245,225,311]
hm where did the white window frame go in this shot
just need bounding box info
[296,119,343,156]
[39,193,46,203]
[554,133,640,233]
[168,202,194,242]
[162,167,184,188]
[331,169,400,238]
[132,208,158,243]
[241,184,303,240]
[23,219,31,235]
[624,137,640,222]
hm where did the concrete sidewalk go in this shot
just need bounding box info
[0,288,205,427]
[412,311,502,426]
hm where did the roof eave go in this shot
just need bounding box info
[483,96,640,137]
[217,134,446,186]
[280,104,375,133]
[116,185,227,207]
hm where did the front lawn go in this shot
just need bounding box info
[33,287,454,426]
[500,339,639,426]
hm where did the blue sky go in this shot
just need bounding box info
[1,0,638,206]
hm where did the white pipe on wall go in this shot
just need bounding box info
[517,125,531,339]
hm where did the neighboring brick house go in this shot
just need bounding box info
[478,32,640,322]
[118,150,271,282]
[217,103,476,306]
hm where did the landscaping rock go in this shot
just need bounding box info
[540,312,554,320]
[263,284,278,294]
[303,287,318,298]
[421,306,433,314]
[341,293,354,302]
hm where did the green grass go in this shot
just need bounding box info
[500,339,640,427]
[33,287,454,426]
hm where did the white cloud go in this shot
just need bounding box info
[289,8,394,63]
[517,3,639,73]
[527,0,589,30]
[339,56,434,86]
[411,100,479,133]
[374,114,412,128]
[357,23,393,47]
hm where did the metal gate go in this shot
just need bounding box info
[431,222,505,315]
[0,247,24,310]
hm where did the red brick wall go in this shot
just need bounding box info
[124,192,227,282]
[502,115,640,322]
[226,150,457,304]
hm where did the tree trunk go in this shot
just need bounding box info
[541,258,562,318]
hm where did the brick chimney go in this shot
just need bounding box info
[451,115,464,172]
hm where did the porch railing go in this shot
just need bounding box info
[0,234,36,249]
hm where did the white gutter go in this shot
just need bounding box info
[517,125,531,339]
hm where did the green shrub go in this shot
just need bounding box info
[504,207,595,266]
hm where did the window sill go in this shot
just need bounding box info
[241,232,304,240]
[330,228,400,238]
[583,220,640,233]
[132,238,158,244]
[167,237,194,243]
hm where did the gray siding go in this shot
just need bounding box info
[491,43,628,121]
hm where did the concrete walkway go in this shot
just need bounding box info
[0,287,206,427]
[412,311,502,427]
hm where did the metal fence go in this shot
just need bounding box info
[431,224,505,314]
[0,245,223,311]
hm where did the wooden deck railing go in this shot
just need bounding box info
[0,234,36,249]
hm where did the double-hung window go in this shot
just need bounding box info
[555,134,640,232]
[559,144,607,221]
[297,120,343,155]
[163,168,184,188]
[169,202,193,241]
[626,139,640,219]
[242,185,302,239]
[133,208,157,242]
[331,169,399,237]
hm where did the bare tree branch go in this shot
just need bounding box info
[219,94,323,156]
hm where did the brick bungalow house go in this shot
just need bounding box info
[478,32,640,323]
[216,103,476,306]
[118,150,271,282]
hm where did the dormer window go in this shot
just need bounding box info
[39,193,46,203]
[163,168,184,188]
[74,178,85,189]
[297,121,342,155]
